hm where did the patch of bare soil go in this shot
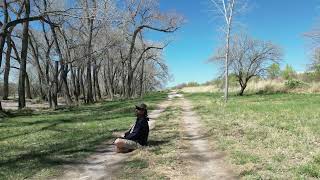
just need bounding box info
[51,97,173,180]
[179,96,237,180]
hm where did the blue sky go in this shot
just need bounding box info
[156,0,320,87]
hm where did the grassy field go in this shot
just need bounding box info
[186,92,320,179]
[115,101,191,179]
[0,92,167,180]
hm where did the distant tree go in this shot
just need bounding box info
[310,48,320,74]
[282,64,296,80]
[304,23,320,78]
[267,63,281,79]
[212,33,283,96]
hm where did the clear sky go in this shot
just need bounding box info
[156,0,320,87]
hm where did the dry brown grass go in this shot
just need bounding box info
[180,85,220,93]
[180,80,320,94]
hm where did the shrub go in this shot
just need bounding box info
[285,79,307,89]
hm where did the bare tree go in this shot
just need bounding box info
[17,0,31,109]
[305,25,320,73]
[212,34,283,95]
[123,0,182,97]
[210,0,247,102]
[0,0,180,111]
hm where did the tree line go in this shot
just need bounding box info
[0,0,182,110]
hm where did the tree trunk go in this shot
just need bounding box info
[103,66,110,97]
[75,67,81,102]
[139,59,145,97]
[18,0,30,109]
[50,25,73,105]
[121,62,126,97]
[25,72,32,99]
[60,65,73,105]
[0,35,5,76]
[45,60,52,108]
[0,36,5,111]
[71,65,79,102]
[95,69,102,100]
[52,60,59,109]
[38,72,45,100]
[224,23,231,103]
[239,84,247,96]
[223,0,235,103]
[93,65,97,101]
[0,0,9,111]
[29,34,45,100]
[106,60,115,99]
[80,68,86,103]
[86,62,94,103]
[48,88,52,108]
[3,35,12,100]
[126,66,133,98]
[86,18,94,104]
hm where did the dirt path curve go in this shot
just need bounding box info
[53,94,174,180]
[179,95,237,180]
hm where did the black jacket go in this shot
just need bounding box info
[124,117,149,146]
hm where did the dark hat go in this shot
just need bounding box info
[135,103,147,110]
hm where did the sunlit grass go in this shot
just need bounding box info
[0,92,167,180]
[186,92,320,179]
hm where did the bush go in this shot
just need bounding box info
[285,79,307,89]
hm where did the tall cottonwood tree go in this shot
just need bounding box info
[0,0,180,111]
[123,0,181,97]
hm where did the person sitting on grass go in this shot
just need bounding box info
[114,103,149,153]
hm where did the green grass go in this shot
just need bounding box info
[116,103,189,180]
[185,92,320,179]
[0,92,167,180]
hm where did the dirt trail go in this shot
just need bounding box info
[179,95,237,180]
[50,92,235,180]
[52,96,173,180]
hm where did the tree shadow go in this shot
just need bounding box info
[0,92,168,179]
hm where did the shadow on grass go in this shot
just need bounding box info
[0,91,168,179]
[0,112,131,141]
